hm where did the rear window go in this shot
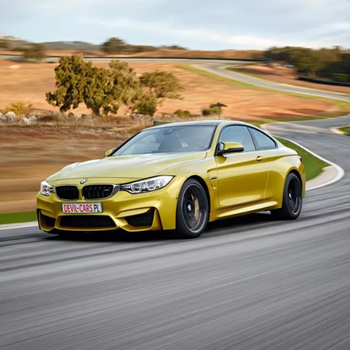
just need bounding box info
[249,128,276,150]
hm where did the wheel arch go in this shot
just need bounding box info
[288,169,303,192]
[187,175,211,213]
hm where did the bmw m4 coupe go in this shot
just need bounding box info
[37,121,305,238]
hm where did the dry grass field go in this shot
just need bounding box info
[0,49,264,59]
[0,59,342,214]
[0,60,335,119]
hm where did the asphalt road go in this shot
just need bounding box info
[1,62,350,350]
[197,64,350,102]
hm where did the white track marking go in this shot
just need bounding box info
[262,123,345,191]
[329,127,346,135]
[0,222,37,231]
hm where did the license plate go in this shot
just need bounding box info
[62,203,103,214]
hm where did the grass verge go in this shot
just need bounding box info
[180,64,255,88]
[276,137,328,181]
[339,126,350,135]
[0,211,37,225]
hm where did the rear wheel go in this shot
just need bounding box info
[176,179,209,238]
[271,172,302,220]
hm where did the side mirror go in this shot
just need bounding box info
[216,142,244,156]
[105,148,115,157]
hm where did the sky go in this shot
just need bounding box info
[0,0,349,50]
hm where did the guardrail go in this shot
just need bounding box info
[298,76,350,87]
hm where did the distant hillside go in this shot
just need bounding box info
[43,41,101,51]
[0,33,264,60]
[0,35,186,54]
[0,33,30,50]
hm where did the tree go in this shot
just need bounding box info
[209,103,227,119]
[101,37,127,54]
[287,48,324,77]
[23,43,47,61]
[140,70,182,99]
[265,46,346,78]
[46,56,140,115]
[202,103,227,117]
[174,109,191,117]
[202,106,220,117]
[84,60,140,115]
[162,45,187,50]
[46,55,90,112]
[133,93,158,116]
[83,66,113,115]
[265,46,293,62]
[0,40,10,50]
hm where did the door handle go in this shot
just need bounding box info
[256,155,264,162]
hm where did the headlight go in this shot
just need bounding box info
[121,176,173,194]
[40,181,55,196]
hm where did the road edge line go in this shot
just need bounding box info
[329,126,345,135]
[261,123,345,191]
[0,222,37,231]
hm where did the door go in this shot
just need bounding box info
[248,127,279,200]
[215,125,269,209]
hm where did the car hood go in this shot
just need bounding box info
[47,152,207,183]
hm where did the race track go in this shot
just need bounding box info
[1,60,350,350]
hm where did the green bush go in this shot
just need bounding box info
[134,93,158,116]
[140,70,182,99]
[174,109,191,117]
[23,43,47,61]
[202,105,221,116]
[332,73,349,82]
[5,101,31,116]
[101,37,127,54]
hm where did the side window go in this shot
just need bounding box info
[219,126,255,152]
[249,128,276,150]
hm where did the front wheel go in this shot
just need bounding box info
[176,179,209,238]
[271,172,302,220]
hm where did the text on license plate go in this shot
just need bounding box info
[62,203,103,214]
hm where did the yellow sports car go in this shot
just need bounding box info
[37,121,305,238]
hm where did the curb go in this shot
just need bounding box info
[329,126,345,135]
[0,222,37,231]
[261,123,345,191]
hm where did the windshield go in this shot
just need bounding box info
[113,125,216,156]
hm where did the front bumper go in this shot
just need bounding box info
[37,177,184,233]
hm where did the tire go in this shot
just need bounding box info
[271,172,302,220]
[176,179,209,238]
